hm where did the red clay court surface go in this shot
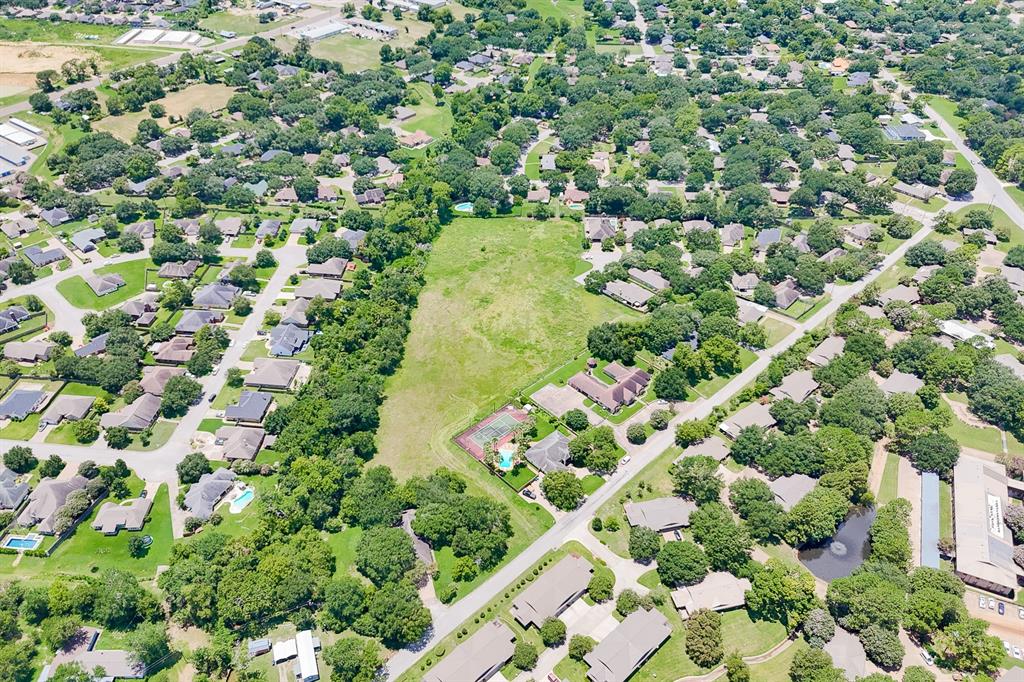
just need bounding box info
[454,404,529,461]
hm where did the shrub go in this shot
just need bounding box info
[628,525,661,563]
[588,573,614,602]
[685,609,724,667]
[569,634,596,660]
[591,516,603,531]
[512,642,537,670]
[564,409,590,431]
[626,423,647,444]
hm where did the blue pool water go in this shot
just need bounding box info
[2,535,42,551]
[498,447,515,470]
[454,201,474,212]
[230,489,255,513]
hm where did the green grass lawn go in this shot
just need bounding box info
[124,419,175,451]
[1006,186,1024,214]
[762,316,795,347]
[743,637,807,680]
[199,11,288,34]
[581,473,604,495]
[523,0,584,21]
[876,451,900,504]
[322,526,363,577]
[375,216,638,586]
[939,480,953,540]
[56,258,155,309]
[0,484,172,581]
[927,96,967,136]
[198,418,226,434]
[0,413,40,440]
[524,137,556,180]
[943,410,1005,456]
[399,82,454,139]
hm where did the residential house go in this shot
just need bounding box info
[808,336,845,366]
[0,389,46,421]
[671,572,752,619]
[215,426,266,461]
[306,257,348,279]
[879,369,924,397]
[47,627,145,680]
[769,474,817,511]
[269,323,312,356]
[769,370,819,403]
[583,216,619,242]
[4,341,54,362]
[40,395,94,426]
[423,621,516,682]
[244,358,301,390]
[225,391,273,423]
[91,496,152,534]
[624,497,697,532]
[524,431,571,473]
[0,467,29,511]
[583,608,671,682]
[568,364,650,413]
[154,336,195,364]
[192,283,241,308]
[175,310,224,335]
[17,476,88,534]
[628,268,670,292]
[512,555,594,629]
[183,469,237,519]
[720,402,776,439]
[99,393,161,431]
[139,366,184,396]
[294,278,342,301]
[24,245,66,267]
[85,273,125,297]
[158,259,200,279]
[603,280,654,309]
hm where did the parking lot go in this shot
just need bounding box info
[965,590,1024,661]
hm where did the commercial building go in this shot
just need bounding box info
[953,454,1024,597]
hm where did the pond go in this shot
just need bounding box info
[798,506,877,581]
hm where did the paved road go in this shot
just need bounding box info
[627,0,656,59]
[384,205,939,679]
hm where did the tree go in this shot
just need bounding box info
[104,426,131,449]
[38,455,65,479]
[628,525,661,563]
[354,581,431,648]
[323,637,383,682]
[569,634,596,660]
[656,540,708,587]
[176,452,211,484]
[869,499,912,570]
[745,559,818,631]
[906,432,959,475]
[804,608,836,648]
[254,249,276,268]
[40,615,82,650]
[653,365,690,401]
[859,624,904,670]
[512,642,538,670]
[320,577,369,632]
[541,471,584,510]
[127,536,147,558]
[725,652,750,682]
[784,486,849,547]
[685,609,724,667]
[3,446,37,473]
[789,647,844,682]
[944,168,976,197]
[540,618,566,647]
[126,622,171,668]
[626,423,647,444]
[902,667,935,682]
[160,375,202,418]
[356,526,416,586]
[931,617,1004,674]
[588,572,614,602]
[564,409,590,431]
[670,455,722,504]
[689,502,753,572]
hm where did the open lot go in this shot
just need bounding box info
[375,216,635,587]
[96,83,236,141]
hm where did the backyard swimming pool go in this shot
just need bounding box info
[1,533,43,551]
[454,201,474,212]
[498,445,516,471]
[229,488,255,514]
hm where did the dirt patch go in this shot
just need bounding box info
[944,395,991,429]
[159,83,236,118]
[0,41,93,74]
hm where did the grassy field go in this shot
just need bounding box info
[375,216,635,575]
[939,480,953,540]
[398,82,453,139]
[876,451,900,504]
[199,10,289,35]
[762,316,795,347]
[524,137,555,180]
[95,84,236,141]
[523,0,585,22]
[56,258,154,309]
[927,96,967,136]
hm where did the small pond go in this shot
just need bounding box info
[797,506,877,581]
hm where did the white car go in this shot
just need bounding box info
[979,595,987,609]
[1004,641,1012,654]
[619,455,631,466]
[920,650,934,666]
[1013,646,1022,660]
[989,597,997,610]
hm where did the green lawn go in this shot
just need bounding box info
[375,216,638,588]
[944,410,1005,457]
[524,137,556,180]
[939,480,953,540]
[741,638,807,681]
[927,96,967,136]
[199,11,288,35]
[1007,186,1024,214]
[198,418,226,434]
[876,451,900,504]
[0,484,172,581]
[124,419,176,451]
[762,316,795,347]
[0,413,40,440]
[322,526,363,577]
[56,258,155,309]
[581,473,604,495]
[399,82,454,139]
[523,0,584,21]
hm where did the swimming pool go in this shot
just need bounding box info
[2,534,43,551]
[498,445,516,471]
[229,488,255,514]
[454,201,474,212]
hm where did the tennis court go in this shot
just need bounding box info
[454,405,528,460]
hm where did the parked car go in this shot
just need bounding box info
[1013,646,1022,660]
[919,650,934,666]
[1003,641,1011,654]
[1019,607,1024,620]
[208,392,216,403]
[673,529,682,541]
[979,595,987,609]
[989,598,997,610]
[998,602,1006,615]
[619,455,631,466]
[140,489,148,499]
[522,489,535,500]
